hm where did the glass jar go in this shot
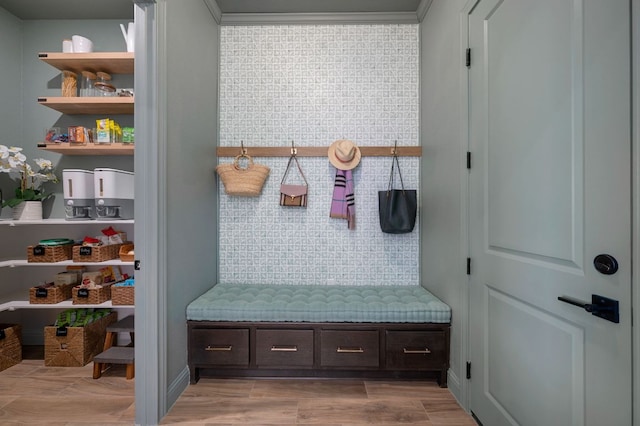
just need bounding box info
[79,71,96,97]
[95,71,116,97]
[61,70,77,97]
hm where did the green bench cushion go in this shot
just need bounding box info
[187,284,451,323]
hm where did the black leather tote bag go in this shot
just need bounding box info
[378,154,417,234]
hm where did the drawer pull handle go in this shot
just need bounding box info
[271,345,298,352]
[403,348,431,354]
[205,345,232,351]
[336,347,364,353]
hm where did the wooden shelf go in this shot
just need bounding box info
[37,97,134,115]
[216,145,422,157]
[38,52,134,74]
[38,142,134,155]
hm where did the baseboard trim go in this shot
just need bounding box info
[447,369,463,405]
[165,366,191,416]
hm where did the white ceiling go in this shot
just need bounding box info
[0,0,422,20]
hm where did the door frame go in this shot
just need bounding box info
[459,0,638,420]
[133,1,166,425]
[458,0,476,412]
[632,0,639,423]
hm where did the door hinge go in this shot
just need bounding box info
[466,152,471,169]
[467,258,471,275]
[466,48,471,68]
[466,361,472,379]
[134,260,141,271]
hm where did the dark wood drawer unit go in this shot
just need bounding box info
[188,321,450,387]
[190,328,249,366]
[385,330,448,370]
[320,330,379,368]
[256,329,314,368]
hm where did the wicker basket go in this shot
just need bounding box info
[216,154,270,196]
[111,285,134,306]
[0,324,22,372]
[119,244,135,262]
[44,312,117,367]
[27,244,74,263]
[72,243,124,263]
[72,284,112,305]
[29,283,74,304]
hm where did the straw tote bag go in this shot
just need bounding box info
[216,153,270,197]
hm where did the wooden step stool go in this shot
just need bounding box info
[93,315,135,379]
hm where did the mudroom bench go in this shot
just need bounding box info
[187,284,452,387]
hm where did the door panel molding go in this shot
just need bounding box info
[481,0,584,269]
[484,286,585,425]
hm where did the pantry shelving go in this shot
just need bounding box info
[0,259,134,268]
[37,96,134,115]
[0,299,132,313]
[0,51,137,320]
[38,142,134,155]
[37,52,135,74]
[0,219,134,226]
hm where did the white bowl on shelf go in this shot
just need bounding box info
[71,35,93,53]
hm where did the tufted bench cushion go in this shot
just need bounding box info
[186,283,451,323]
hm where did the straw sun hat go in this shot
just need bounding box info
[328,139,361,170]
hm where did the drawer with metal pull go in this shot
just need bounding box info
[190,328,249,366]
[320,330,379,367]
[256,329,314,367]
[385,330,447,369]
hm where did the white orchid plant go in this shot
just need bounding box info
[0,145,58,208]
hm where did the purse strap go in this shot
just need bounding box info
[387,153,406,193]
[281,155,308,186]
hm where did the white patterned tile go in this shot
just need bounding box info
[219,25,419,286]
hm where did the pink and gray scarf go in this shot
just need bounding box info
[330,168,355,230]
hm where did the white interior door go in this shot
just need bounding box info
[467,0,632,425]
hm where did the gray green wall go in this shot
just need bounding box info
[163,0,220,410]
[0,7,23,208]
[419,0,467,404]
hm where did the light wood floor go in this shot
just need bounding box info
[0,348,476,425]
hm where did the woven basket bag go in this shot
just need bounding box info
[216,154,270,196]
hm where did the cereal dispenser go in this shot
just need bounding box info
[63,169,95,220]
[93,168,134,220]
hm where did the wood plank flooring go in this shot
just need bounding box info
[163,379,477,425]
[0,347,476,425]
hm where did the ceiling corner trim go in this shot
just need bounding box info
[203,0,222,24]
[416,0,434,22]
[220,11,419,26]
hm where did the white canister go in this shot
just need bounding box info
[62,39,74,53]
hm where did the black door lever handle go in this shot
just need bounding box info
[558,294,619,323]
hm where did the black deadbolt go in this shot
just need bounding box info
[593,254,618,275]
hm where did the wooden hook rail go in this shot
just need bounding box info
[216,146,422,157]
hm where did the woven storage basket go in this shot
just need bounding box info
[29,283,74,304]
[72,284,112,305]
[216,154,270,196]
[111,285,134,305]
[119,244,134,262]
[0,324,22,372]
[72,243,124,263]
[27,244,74,263]
[44,312,117,367]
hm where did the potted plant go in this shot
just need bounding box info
[0,145,58,220]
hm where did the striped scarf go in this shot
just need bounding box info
[330,168,355,230]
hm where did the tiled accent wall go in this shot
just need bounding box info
[218,24,420,286]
